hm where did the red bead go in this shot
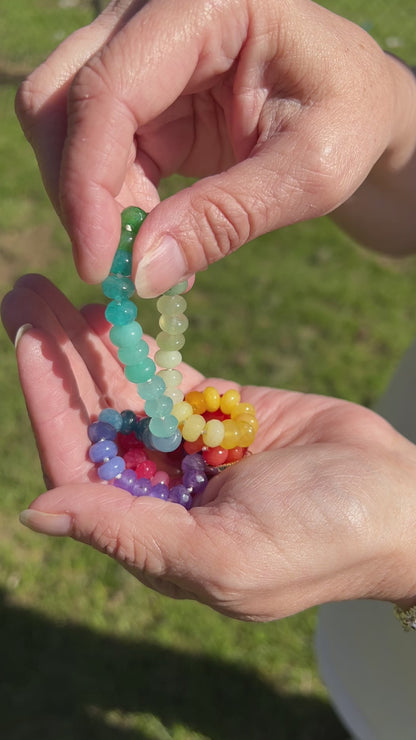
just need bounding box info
[226,446,245,462]
[183,437,204,454]
[124,448,147,468]
[203,446,229,466]
[136,460,157,478]
[203,410,227,422]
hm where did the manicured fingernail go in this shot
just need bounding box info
[14,323,33,348]
[134,235,187,298]
[19,509,72,536]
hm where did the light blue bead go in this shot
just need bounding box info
[124,358,156,383]
[102,275,135,301]
[145,396,173,418]
[98,408,123,431]
[98,456,125,480]
[151,428,182,452]
[109,321,143,347]
[105,299,137,326]
[110,249,132,276]
[149,414,178,438]
[137,376,166,400]
[118,340,149,366]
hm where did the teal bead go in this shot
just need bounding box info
[156,331,185,351]
[98,408,123,430]
[105,299,137,326]
[102,275,135,300]
[124,357,156,383]
[151,428,182,452]
[145,396,173,418]
[164,281,188,296]
[159,313,189,334]
[137,376,166,400]
[110,249,132,276]
[109,321,143,347]
[121,206,147,233]
[118,339,149,365]
[149,414,179,438]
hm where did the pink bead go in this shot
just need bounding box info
[151,470,170,487]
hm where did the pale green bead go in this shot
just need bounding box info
[157,369,183,388]
[154,349,182,369]
[165,281,188,295]
[172,401,193,423]
[159,313,189,335]
[156,331,185,351]
[163,387,184,404]
[156,295,187,315]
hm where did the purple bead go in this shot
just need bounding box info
[181,453,206,473]
[113,469,138,494]
[89,439,118,463]
[183,469,208,494]
[149,483,169,500]
[97,456,125,480]
[168,485,192,508]
[132,477,152,497]
[88,421,117,443]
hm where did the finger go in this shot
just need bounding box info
[15,0,149,215]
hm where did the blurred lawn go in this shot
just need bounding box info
[1,1,416,738]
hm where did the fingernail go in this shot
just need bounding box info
[134,235,188,298]
[14,323,33,348]
[19,509,72,536]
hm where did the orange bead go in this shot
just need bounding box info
[184,390,207,414]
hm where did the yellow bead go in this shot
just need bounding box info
[236,421,256,447]
[220,389,241,415]
[230,402,256,420]
[221,419,241,449]
[202,419,225,448]
[202,386,221,412]
[182,414,206,442]
[184,390,207,414]
[172,401,194,423]
[234,412,259,433]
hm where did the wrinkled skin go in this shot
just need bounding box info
[3,274,416,620]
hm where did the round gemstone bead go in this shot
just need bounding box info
[182,414,206,442]
[202,419,225,448]
[156,331,186,351]
[137,376,166,400]
[230,402,256,420]
[154,350,182,369]
[152,470,170,487]
[149,414,179,438]
[109,321,143,347]
[202,386,221,412]
[149,483,169,500]
[121,205,147,233]
[169,484,192,508]
[98,456,125,480]
[105,299,137,326]
[156,295,187,315]
[118,340,149,366]
[235,412,259,432]
[145,396,173,418]
[165,280,188,295]
[88,421,118,442]
[120,409,137,434]
[89,439,118,463]
[98,408,123,431]
[159,313,189,334]
[110,250,132,276]
[203,446,229,466]
[181,453,206,472]
[221,419,241,449]
[172,401,193,423]
[163,387,184,404]
[113,469,138,493]
[183,469,208,494]
[150,429,182,452]
[133,477,152,496]
[220,389,241,414]
[136,459,157,479]
[227,446,245,462]
[125,358,156,383]
[237,421,256,447]
[102,275,135,300]
[157,369,183,388]
[184,391,207,415]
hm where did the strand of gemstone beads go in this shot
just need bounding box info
[103,206,187,453]
[155,285,189,405]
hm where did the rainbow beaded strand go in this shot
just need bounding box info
[87,207,259,507]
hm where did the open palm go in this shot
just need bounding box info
[3,274,416,619]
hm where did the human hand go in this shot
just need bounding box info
[3,274,416,619]
[16,0,404,295]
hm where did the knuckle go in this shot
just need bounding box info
[189,188,252,266]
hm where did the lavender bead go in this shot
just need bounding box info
[149,483,169,500]
[169,485,193,509]
[181,453,206,472]
[88,421,118,443]
[132,477,152,496]
[113,469,138,494]
[98,456,126,480]
[183,469,208,494]
[89,439,118,463]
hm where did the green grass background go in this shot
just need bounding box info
[1,1,415,738]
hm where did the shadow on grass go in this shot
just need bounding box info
[0,589,347,740]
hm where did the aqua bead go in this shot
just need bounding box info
[150,428,182,452]
[137,376,166,400]
[110,250,132,276]
[159,313,189,334]
[145,396,173,418]
[165,281,188,295]
[102,275,135,300]
[118,339,149,365]
[109,321,143,347]
[121,206,147,233]
[105,299,137,326]
[156,295,187,315]
[149,414,178,438]
[156,331,185,351]
[124,357,156,383]
[98,408,123,431]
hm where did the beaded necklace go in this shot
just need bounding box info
[87,207,258,508]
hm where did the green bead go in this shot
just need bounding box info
[159,313,189,335]
[124,358,156,383]
[118,230,135,252]
[109,321,143,347]
[156,295,187,315]
[156,331,185,351]
[118,340,149,365]
[121,206,147,234]
[105,299,137,326]
[102,275,135,300]
[164,281,188,296]
[110,250,132,276]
